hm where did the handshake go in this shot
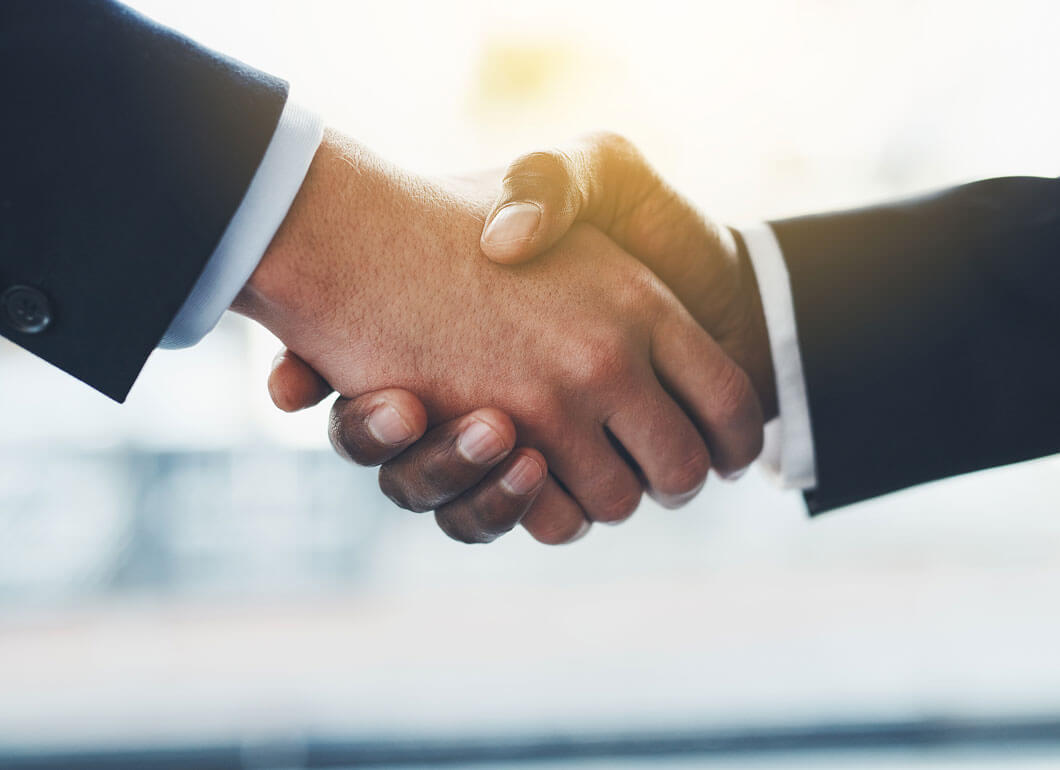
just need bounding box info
[237,130,778,545]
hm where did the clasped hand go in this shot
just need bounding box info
[242,132,775,544]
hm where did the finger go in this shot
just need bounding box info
[520,476,592,545]
[378,408,516,513]
[650,315,764,478]
[268,348,334,412]
[605,378,712,508]
[434,449,547,544]
[480,133,651,265]
[540,431,644,525]
[328,389,428,466]
[481,149,584,264]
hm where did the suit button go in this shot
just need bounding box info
[1,285,52,334]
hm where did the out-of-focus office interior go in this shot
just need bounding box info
[3,1,1060,767]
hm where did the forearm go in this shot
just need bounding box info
[0,0,287,400]
[773,176,1060,511]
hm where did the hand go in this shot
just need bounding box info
[478,132,777,417]
[249,130,764,544]
[270,349,552,544]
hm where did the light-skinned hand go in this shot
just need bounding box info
[257,132,766,544]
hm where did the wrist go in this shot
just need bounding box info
[232,134,333,324]
[230,130,386,344]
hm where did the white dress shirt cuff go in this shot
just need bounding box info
[739,223,817,490]
[159,98,324,349]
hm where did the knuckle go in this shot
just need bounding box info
[436,509,493,545]
[582,131,646,179]
[517,386,565,425]
[506,149,569,183]
[377,465,430,514]
[377,430,493,515]
[529,515,587,546]
[616,271,665,318]
[659,449,711,498]
[469,497,523,539]
[503,150,576,211]
[588,130,638,159]
[732,419,764,469]
[589,484,641,524]
[417,444,465,493]
[328,409,370,465]
[712,365,765,472]
[734,423,765,472]
[565,336,631,392]
[268,382,299,413]
[714,363,757,425]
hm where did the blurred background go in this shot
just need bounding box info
[3,1,1060,767]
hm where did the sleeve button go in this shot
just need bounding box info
[1,285,52,334]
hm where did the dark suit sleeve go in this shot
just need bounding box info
[0,0,288,401]
[768,177,1060,513]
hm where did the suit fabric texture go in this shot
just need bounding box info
[0,0,287,400]
[770,177,1060,512]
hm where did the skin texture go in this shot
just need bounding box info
[237,130,764,544]
[479,132,777,418]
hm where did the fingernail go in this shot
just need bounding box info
[500,455,545,496]
[367,403,414,445]
[482,202,541,245]
[457,420,508,464]
[722,467,748,481]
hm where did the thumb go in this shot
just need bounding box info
[480,150,584,265]
[268,348,334,412]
